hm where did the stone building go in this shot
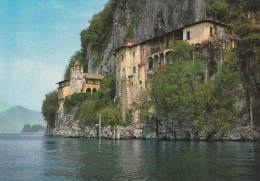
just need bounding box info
[114,20,232,123]
[57,60,104,109]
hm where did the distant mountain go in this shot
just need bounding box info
[0,101,10,113]
[0,105,46,133]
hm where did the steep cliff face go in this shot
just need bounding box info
[87,0,206,74]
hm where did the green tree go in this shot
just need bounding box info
[151,41,203,121]
[96,106,124,127]
[205,0,260,128]
[80,0,116,61]
[205,0,229,21]
[95,72,116,110]
[64,70,122,127]
[64,92,91,112]
[41,91,58,127]
[64,51,87,79]
[149,41,242,131]
[196,51,242,131]
[75,98,97,126]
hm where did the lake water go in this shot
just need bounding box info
[0,133,259,181]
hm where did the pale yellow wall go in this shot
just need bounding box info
[58,85,71,100]
[183,22,225,45]
[82,83,100,92]
[58,99,64,110]
[116,22,229,123]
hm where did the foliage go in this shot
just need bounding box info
[64,71,123,127]
[196,52,242,131]
[205,0,229,22]
[205,0,258,36]
[239,33,260,48]
[205,0,260,127]
[96,106,124,127]
[238,33,260,126]
[64,93,91,112]
[151,41,203,120]
[95,72,116,110]
[75,98,96,126]
[80,0,116,61]
[201,32,240,50]
[137,90,154,122]
[41,91,58,127]
[64,51,87,79]
[124,0,146,40]
[146,41,242,131]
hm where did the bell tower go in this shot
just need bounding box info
[70,60,84,95]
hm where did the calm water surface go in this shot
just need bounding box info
[0,133,259,181]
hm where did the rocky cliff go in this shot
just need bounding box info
[46,108,260,141]
[87,0,206,74]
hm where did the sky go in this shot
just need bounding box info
[0,0,107,111]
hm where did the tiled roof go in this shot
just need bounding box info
[73,60,81,66]
[114,19,231,52]
[84,73,104,80]
[56,79,70,84]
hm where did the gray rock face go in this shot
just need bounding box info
[87,0,206,74]
[45,108,144,139]
[45,108,260,141]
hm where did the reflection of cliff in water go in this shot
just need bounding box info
[40,138,260,181]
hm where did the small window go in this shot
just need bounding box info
[210,27,213,36]
[132,82,133,85]
[133,67,136,73]
[143,49,145,56]
[140,80,142,84]
[133,52,135,58]
[121,55,124,61]
[187,31,190,40]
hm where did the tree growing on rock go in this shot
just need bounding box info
[42,91,58,128]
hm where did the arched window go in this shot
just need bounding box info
[160,53,164,65]
[208,61,217,77]
[92,88,97,93]
[154,55,158,68]
[148,57,153,70]
[86,88,91,93]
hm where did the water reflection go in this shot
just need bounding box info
[0,134,259,181]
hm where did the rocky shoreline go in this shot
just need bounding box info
[45,110,260,141]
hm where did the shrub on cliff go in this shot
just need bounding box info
[42,91,58,127]
[64,93,91,112]
[64,51,87,80]
[206,0,260,127]
[96,106,124,127]
[64,71,123,127]
[148,41,242,131]
[80,0,116,60]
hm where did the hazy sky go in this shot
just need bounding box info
[0,0,107,111]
